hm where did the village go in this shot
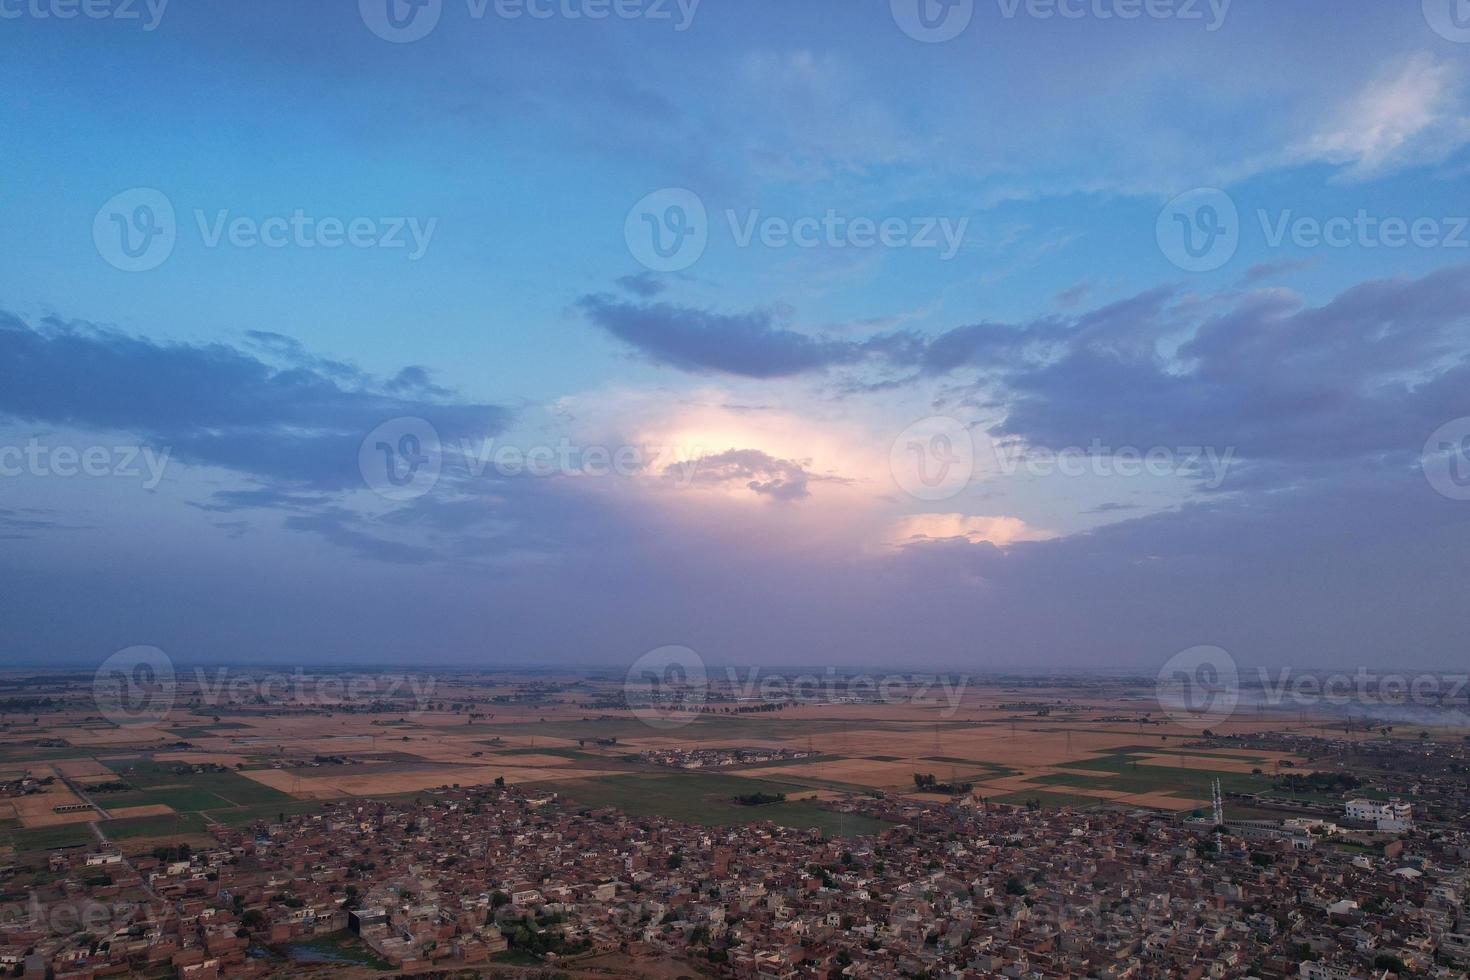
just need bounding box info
[2,783,1468,979]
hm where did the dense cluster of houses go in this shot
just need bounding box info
[1,783,1468,978]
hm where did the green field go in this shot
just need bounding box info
[546,772,892,837]
[989,790,1105,810]
[9,823,96,851]
[98,760,294,810]
[102,812,213,840]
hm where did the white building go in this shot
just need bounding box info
[1344,798,1412,832]
[1299,960,1363,980]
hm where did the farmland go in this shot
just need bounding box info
[0,664,1432,856]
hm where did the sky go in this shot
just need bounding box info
[1,0,1469,671]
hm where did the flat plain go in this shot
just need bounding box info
[0,667,1429,856]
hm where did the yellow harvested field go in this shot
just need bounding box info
[241,765,608,798]
[53,759,114,778]
[63,727,166,746]
[108,804,175,819]
[13,786,94,827]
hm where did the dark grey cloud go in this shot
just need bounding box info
[578,294,871,378]
[996,266,1470,471]
[615,272,669,298]
[1084,502,1140,514]
[0,311,510,490]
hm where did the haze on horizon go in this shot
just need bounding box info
[1,0,1469,671]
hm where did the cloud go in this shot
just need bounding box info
[1084,502,1140,515]
[0,508,73,537]
[615,272,670,298]
[670,448,832,501]
[1238,257,1318,286]
[0,310,510,490]
[887,514,1056,550]
[957,267,1470,484]
[578,294,869,378]
[1055,281,1092,309]
[1296,52,1470,180]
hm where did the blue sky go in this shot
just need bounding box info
[2,0,1469,670]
